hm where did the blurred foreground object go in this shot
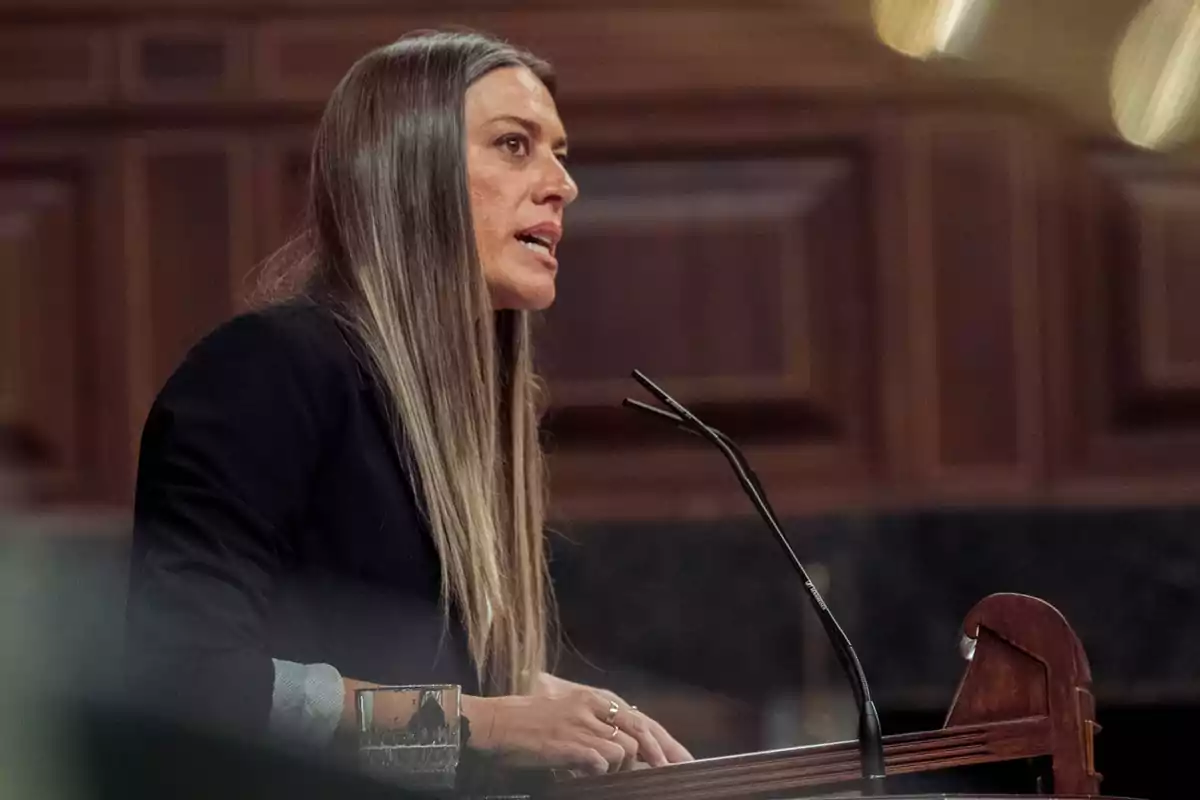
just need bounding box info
[0,530,426,800]
[356,685,462,791]
[1111,0,1200,150]
[872,0,1200,151]
[872,0,993,59]
[0,422,53,508]
[0,529,85,800]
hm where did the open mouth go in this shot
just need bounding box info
[515,232,554,258]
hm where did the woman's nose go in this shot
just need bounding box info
[534,158,578,207]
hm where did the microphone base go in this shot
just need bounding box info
[858,699,887,796]
[862,774,887,796]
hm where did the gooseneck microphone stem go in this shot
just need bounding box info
[622,399,769,495]
[623,371,886,796]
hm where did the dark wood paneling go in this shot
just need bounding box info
[249,130,313,305]
[543,156,872,418]
[898,115,1045,497]
[0,26,113,109]
[4,0,1199,516]
[1052,150,1200,496]
[0,0,855,10]
[252,9,926,106]
[0,168,80,497]
[118,22,251,103]
[254,130,312,261]
[123,134,254,444]
[0,139,129,504]
[544,152,880,519]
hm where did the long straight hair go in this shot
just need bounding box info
[291,30,556,695]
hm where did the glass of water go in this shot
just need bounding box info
[356,684,462,790]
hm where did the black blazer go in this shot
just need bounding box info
[125,300,479,737]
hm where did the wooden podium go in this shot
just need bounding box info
[543,593,1124,800]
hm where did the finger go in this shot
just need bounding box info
[590,693,692,765]
[576,697,627,754]
[555,744,609,776]
[592,689,631,714]
[591,737,628,772]
[584,693,668,767]
[607,699,693,764]
[615,729,642,770]
[644,715,694,763]
[587,691,622,723]
[579,716,642,771]
[613,709,668,767]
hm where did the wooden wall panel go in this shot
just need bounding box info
[897,115,1045,497]
[0,26,113,109]
[1052,151,1200,496]
[249,130,314,307]
[122,134,255,458]
[0,0,857,11]
[118,22,250,104]
[3,0,1196,515]
[252,8,927,106]
[0,166,79,497]
[0,140,129,504]
[254,130,312,262]
[544,153,879,519]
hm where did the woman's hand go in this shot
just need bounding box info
[462,684,691,776]
[460,675,692,776]
[532,673,693,766]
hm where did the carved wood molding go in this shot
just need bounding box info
[0,0,854,16]
[893,113,1047,498]
[1048,147,1200,492]
[0,6,958,114]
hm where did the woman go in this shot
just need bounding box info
[125,29,691,780]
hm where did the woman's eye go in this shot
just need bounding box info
[498,134,530,157]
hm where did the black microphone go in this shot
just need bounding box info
[623,370,886,796]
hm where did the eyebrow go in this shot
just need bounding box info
[489,114,568,150]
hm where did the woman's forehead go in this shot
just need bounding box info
[466,67,564,137]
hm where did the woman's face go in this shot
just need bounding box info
[464,66,578,311]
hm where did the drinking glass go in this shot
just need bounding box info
[356,684,461,790]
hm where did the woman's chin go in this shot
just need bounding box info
[489,280,557,312]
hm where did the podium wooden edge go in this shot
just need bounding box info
[542,593,1109,800]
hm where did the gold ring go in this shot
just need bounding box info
[603,699,619,726]
[609,724,620,739]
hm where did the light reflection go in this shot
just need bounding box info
[1111,0,1200,150]
[872,0,991,60]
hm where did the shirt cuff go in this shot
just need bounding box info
[269,659,345,746]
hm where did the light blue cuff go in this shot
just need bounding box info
[269,659,345,746]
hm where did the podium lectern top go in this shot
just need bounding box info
[546,594,1112,800]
